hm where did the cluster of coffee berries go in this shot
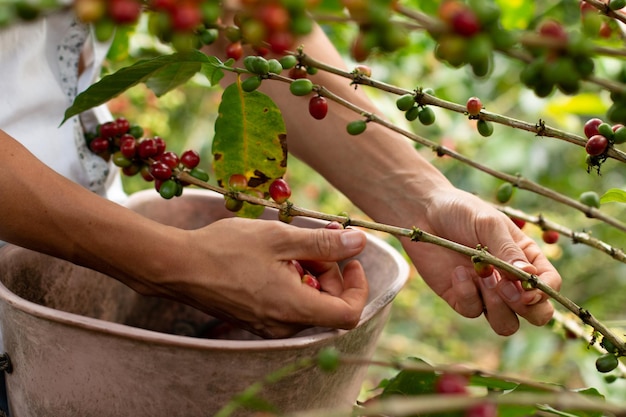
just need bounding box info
[225,0,315,58]
[396,93,436,126]
[583,117,625,171]
[224,174,292,218]
[579,0,625,40]
[434,373,497,417]
[344,0,408,62]
[146,0,223,51]
[520,19,594,97]
[432,0,511,77]
[87,118,209,199]
[465,96,494,137]
[239,55,284,92]
[596,336,623,374]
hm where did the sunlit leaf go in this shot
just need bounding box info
[212,77,288,218]
[600,188,626,204]
[63,51,223,123]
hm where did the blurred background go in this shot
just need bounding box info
[102,0,626,402]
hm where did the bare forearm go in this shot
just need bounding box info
[259,26,454,227]
[0,129,178,294]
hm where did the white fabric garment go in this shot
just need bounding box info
[0,9,126,202]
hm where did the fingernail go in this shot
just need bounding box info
[340,230,365,250]
[513,260,532,271]
[455,267,470,282]
[500,281,521,302]
[482,274,498,289]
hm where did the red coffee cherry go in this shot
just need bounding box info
[585,134,609,156]
[466,96,483,116]
[542,230,560,244]
[180,149,201,169]
[225,41,243,60]
[309,96,329,120]
[434,373,469,395]
[269,178,291,203]
[583,118,603,139]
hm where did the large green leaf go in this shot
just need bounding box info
[212,77,288,218]
[62,50,223,123]
[380,358,437,397]
[600,188,626,204]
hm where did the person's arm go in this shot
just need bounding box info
[0,128,369,338]
[207,24,562,335]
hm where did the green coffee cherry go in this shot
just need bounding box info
[278,55,298,70]
[346,120,367,136]
[579,191,600,208]
[405,106,420,121]
[595,353,619,373]
[613,126,626,144]
[396,94,416,111]
[241,76,262,92]
[224,195,243,212]
[189,167,209,182]
[496,183,514,203]
[317,347,340,372]
[601,337,619,354]
[289,78,314,96]
[112,151,133,168]
[159,179,178,200]
[477,119,494,137]
[129,124,144,139]
[418,107,436,125]
[244,56,270,75]
[267,59,283,74]
[597,123,614,140]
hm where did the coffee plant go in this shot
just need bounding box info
[7,0,626,414]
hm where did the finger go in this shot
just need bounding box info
[515,239,563,306]
[299,260,369,330]
[314,263,344,296]
[274,226,367,262]
[450,266,484,318]
[497,279,556,327]
[479,270,520,336]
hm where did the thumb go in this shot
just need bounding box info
[278,227,367,261]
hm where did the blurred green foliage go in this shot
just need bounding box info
[102,0,626,402]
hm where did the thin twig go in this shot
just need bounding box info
[497,205,626,263]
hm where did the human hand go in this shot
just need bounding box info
[402,187,562,336]
[147,218,369,339]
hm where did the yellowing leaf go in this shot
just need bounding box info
[212,77,288,218]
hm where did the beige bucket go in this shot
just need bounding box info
[0,189,409,417]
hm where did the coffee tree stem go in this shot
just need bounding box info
[297,53,626,164]
[497,205,626,263]
[298,80,626,234]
